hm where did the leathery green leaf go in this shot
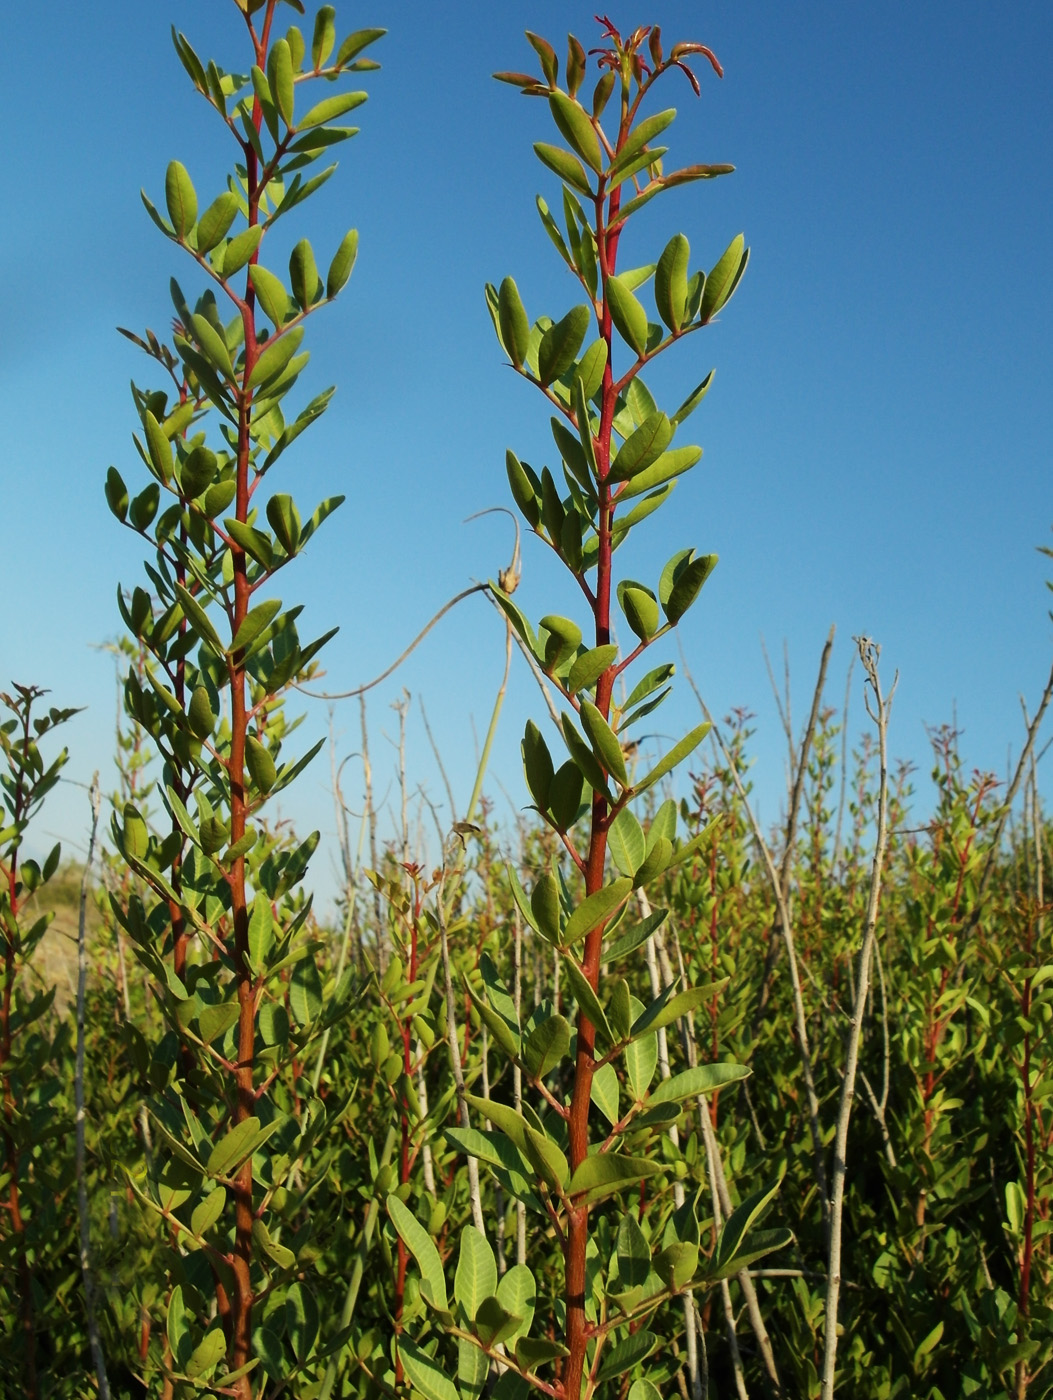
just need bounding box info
[496,1265,536,1344]
[327,228,359,298]
[517,1338,569,1371]
[577,338,607,399]
[655,232,690,332]
[475,1297,523,1348]
[464,977,519,1057]
[609,108,676,175]
[399,1339,459,1400]
[597,1332,658,1383]
[290,239,321,310]
[650,1062,749,1105]
[562,957,614,1046]
[533,141,593,197]
[608,806,645,877]
[632,980,728,1038]
[700,233,747,322]
[267,38,294,125]
[606,274,649,356]
[538,304,590,385]
[297,90,366,130]
[311,5,336,68]
[248,326,305,389]
[617,580,660,642]
[522,719,554,811]
[196,191,238,253]
[633,722,711,796]
[579,701,628,787]
[173,583,223,653]
[568,1153,662,1205]
[455,1225,497,1322]
[712,1179,783,1275]
[568,644,618,695]
[266,493,301,553]
[190,313,234,380]
[617,1213,651,1288]
[249,264,289,327]
[549,91,602,172]
[531,871,562,943]
[664,554,718,625]
[232,598,281,656]
[387,1194,449,1310]
[591,1062,620,1124]
[610,412,673,482]
[523,1013,571,1078]
[206,1116,262,1178]
[561,712,612,799]
[165,160,197,238]
[143,410,173,483]
[562,876,632,947]
[246,736,277,794]
[499,276,531,367]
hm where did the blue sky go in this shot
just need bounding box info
[3,2,1051,910]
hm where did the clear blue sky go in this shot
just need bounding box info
[3,2,1051,910]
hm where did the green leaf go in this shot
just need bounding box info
[516,1338,569,1372]
[538,304,590,386]
[633,723,711,795]
[523,1013,571,1078]
[563,877,633,947]
[568,645,618,695]
[311,6,336,68]
[197,191,239,253]
[561,712,612,799]
[475,1297,523,1348]
[267,38,295,125]
[700,234,747,322]
[533,142,593,197]
[610,412,673,482]
[455,1226,497,1323]
[221,224,264,277]
[616,1213,651,1289]
[336,27,386,67]
[142,409,174,483]
[609,109,676,178]
[577,338,608,399]
[173,583,224,653]
[651,1063,748,1104]
[290,238,321,310]
[248,327,305,389]
[547,760,584,832]
[567,1153,661,1205]
[562,958,614,1045]
[531,871,562,944]
[232,599,282,656]
[496,1264,536,1344]
[387,1194,449,1310]
[297,89,366,129]
[499,277,531,367]
[225,518,274,568]
[105,466,128,521]
[506,450,540,527]
[198,1002,240,1044]
[606,275,649,356]
[617,581,660,642]
[620,444,701,501]
[289,955,323,1024]
[190,313,235,380]
[165,161,197,238]
[709,1226,792,1281]
[190,1189,226,1238]
[465,977,519,1057]
[539,614,582,671]
[246,736,278,794]
[180,445,217,498]
[327,228,359,298]
[579,701,628,787]
[664,554,718,625]
[631,981,727,1039]
[249,264,289,327]
[672,371,714,425]
[267,493,301,553]
[654,232,690,333]
[522,720,554,810]
[207,1116,263,1178]
[591,1062,620,1124]
[252,1217,296,1271]
[399,1340,459,1400]
[597,1331,657,1383]
[608,807,645,877]
[549,91,602,172]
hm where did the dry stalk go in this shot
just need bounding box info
[76,775,109,1400]
[680,649,830,1227]
[819,637,896,1400]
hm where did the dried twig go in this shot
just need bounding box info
[820,638,896,1400]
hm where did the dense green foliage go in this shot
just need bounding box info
[1,4,1051,1400]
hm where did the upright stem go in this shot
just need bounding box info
[820,641,895,1400]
